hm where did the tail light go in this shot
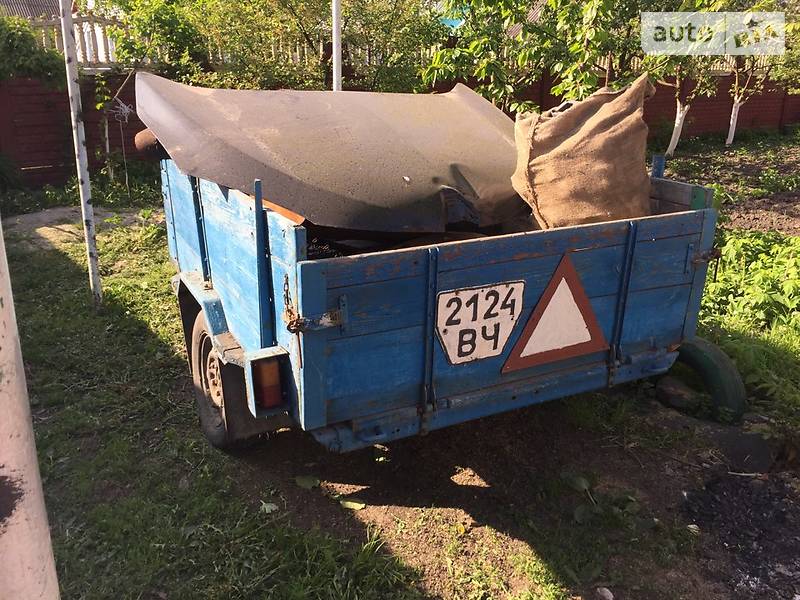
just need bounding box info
[252,359,282,409]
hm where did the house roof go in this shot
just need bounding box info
[0,0,61,18]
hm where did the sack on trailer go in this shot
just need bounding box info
[511,73,656,229]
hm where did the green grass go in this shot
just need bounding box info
[700,229,800,426]
[8,220,423,599]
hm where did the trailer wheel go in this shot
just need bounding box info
[191,312,233,448]
[675,337,747,423]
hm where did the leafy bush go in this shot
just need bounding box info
[0,152,22,191]
[700,230,800,417]
[0,158,161,216]
[96,0,445,92]
[0,16,64,84]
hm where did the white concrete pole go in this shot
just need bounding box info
[332,0,342,91]
[59,0,102,305]
[0,219,60,599]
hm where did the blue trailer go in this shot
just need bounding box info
[158,159,744,452]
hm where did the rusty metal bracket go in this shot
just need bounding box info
[285,308,347,333]
[692,247,721,265]
[283,291,348,334]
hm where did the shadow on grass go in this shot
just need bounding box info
[238,388,700,599]
[702,323,800,428]
[6,222,426,599]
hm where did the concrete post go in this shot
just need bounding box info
[0,219,60,598]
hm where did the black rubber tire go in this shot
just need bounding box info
[676,337,747,423]
[190,312,233,448]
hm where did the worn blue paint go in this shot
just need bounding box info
[161,158,718,453]
[651,154,666,178]
[252,180,275,348]
[163,160,204,274]
[266,210,306,422]
[160,160,178,263]
[177,272,229,336]
[195,180,270,352]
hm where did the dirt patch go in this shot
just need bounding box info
[685,472,800,600]
[2,206,162,251]
[724,192,800,236]
[230,396,762,599]
[0,472,24,531]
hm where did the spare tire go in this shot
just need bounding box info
[676,337,747,423]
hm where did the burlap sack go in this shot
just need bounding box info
[511,74,656,229]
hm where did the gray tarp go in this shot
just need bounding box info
[135,72,521,233]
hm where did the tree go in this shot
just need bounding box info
[423,0,699,113]
[644,54,719,155]
[724,55,774,146]
[725,0,798,146]
[99,0,446,91]
[722,0,799,146]
[99,0,210,79]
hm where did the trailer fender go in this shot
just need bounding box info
[172,272,241,367]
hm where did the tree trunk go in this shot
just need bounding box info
[665,99,690,157]
[726,98,742,146]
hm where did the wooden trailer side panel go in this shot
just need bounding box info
[197,180,273,353]
[161,160,205,275]
[297,209,715,430]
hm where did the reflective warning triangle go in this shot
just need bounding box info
[502,253,607,373]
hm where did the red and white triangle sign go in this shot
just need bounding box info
[502,253,607,373]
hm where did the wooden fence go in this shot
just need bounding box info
[26,12,121,69]
[27,14,435,70]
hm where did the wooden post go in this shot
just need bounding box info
[87,12,99,64]
[59,0,102,305]
[74,15,88,63]
[0,220,60,599]
[332,0,342,91]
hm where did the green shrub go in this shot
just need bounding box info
[0,16,64,84]
[700,230,800,418]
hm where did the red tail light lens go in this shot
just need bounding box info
[253,359,282,409]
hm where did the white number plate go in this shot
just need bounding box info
[435,281,525,365]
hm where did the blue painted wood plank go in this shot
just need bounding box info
[160,160,178,263]
[324,276,427,339]
[437,221,631,273]
[325,326,425,422]
[267,211,307,422]
[629,233,701,291]
[621,284,692,354]
[165,160,204,274]
[682,209,717,338]
[296,260,328,429]
[437,245,624,299]
[199,180,263,352]
[323,248,427,289]
[636,210,704,241]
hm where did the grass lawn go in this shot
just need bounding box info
[7,221,423,599]
[3,128,799,599]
